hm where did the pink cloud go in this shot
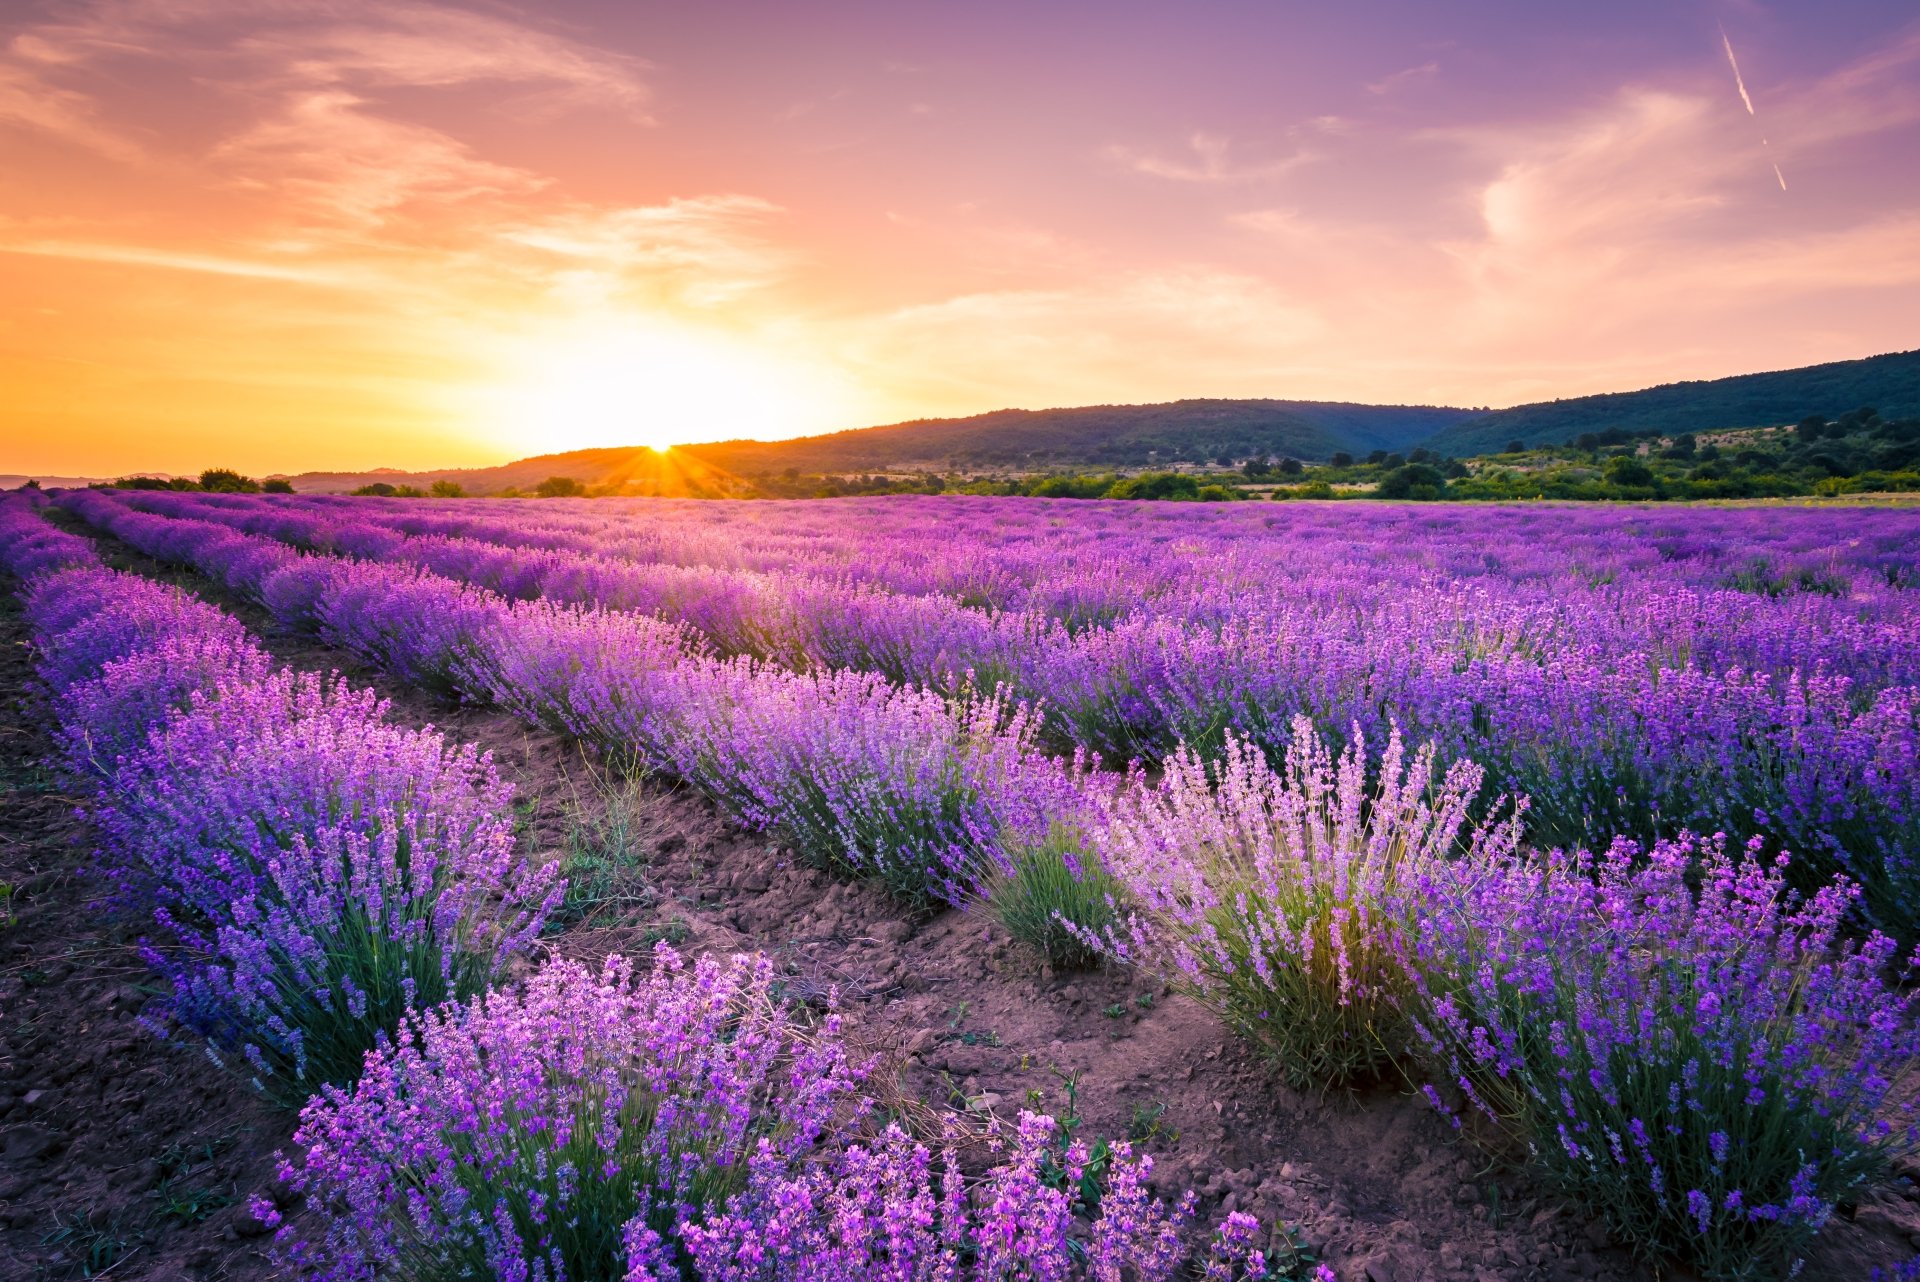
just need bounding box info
[1105,132,1315,184]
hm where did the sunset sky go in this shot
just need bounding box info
[3,1,1917,477]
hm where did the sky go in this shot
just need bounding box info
[2,1,1917,476]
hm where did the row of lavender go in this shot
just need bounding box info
[55,486,1093,902]
[35,487,1920,1277]
[107,490,1920,689]
[161,491,1920,676]
[0,496,1278,1282]
[0,495,559,1099]
[174,491,1920,621]
[82,487,1920,939]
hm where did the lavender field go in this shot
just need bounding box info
[2,488,1918,1282]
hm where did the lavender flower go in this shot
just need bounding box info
[281,949,866,1281]
[1409,834,1920,1278]
[1086,717,1522,1088]
[105,667,558,1100]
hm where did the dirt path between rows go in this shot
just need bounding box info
[8,513,1918,1281]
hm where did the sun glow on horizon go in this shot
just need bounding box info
[471,321,865,456]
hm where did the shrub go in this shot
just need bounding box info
[55,631,271,778]
[1374,463,1447,500]
[989,826,1125,970]
[1087,718,1521,1089]
[109,669,558,1103]
[664,668,1085,905]
[1408,835,1920,1280]
[1603,455,1656,488]
[279,951,867,1280]
[680,1112,1279,1282]
[537,474,588,498]
[22,566,252,696]
[1107,472,1200,501]
[198,467,261,493]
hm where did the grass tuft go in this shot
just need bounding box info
[988,827,1124,970]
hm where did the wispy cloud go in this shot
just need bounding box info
[3,0,1918,471]
[211,88,550,225]
[0,0,650,225]
[0,56,142,161]
[497,197,793,307]
[1366,60,1438,95]
[1105,131,1313,183]
[843,270,1324,406]
[0,237,354,284]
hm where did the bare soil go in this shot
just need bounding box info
[5,518,1919,1281]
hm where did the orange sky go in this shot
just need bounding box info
[3,1,1918,477]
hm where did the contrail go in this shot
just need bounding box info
[1721,29,1757,115]
[1719,26,1787,191]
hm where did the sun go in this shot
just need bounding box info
[475,321,855,455]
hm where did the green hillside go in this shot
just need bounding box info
[678,399,1475,474]
[1425,349,1920,457]
[265,350,1920,494]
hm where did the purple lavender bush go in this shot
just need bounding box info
[281,948,1282,1282]
[679,1112,1281,1282]
[58,487,1920,940]
[106,668,558,1103]
[54,630,272,778]
[280,950,868,1280]
[0,498,96,579]
[1408,835,1920,1279]
[663,667,1088,904]
[21,566,253,700]
[16,564,272,777]
[312,562,508,699]
[1087,718,1523,1088]
[455,596,698,750]
[9,533,557,1107]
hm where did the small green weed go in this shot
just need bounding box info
[1125,1100,1176,1145]
[555,758,662,927]
[1036,1069,1113,1213]
[638,916,691,948]
[151,1180,234,1226]
[40,1208,134,1277]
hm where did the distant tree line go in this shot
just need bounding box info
[352,479,474,498]
[109,468,294,494]
[1261,405,1920,502]
[114,407,1918,506]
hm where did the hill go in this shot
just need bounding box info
[675,399,1476,474]
[263,350,1920,494]
[1,473,115,491]
[277,448,696,496]
[275,400,1476,493]
[1425,349,1920,457]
